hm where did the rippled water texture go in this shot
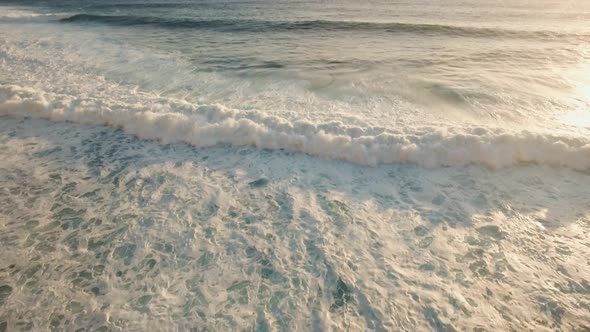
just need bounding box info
[1,0,590,331]
[2,118,590,331]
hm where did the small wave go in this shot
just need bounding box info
[59,14,585,41]
[1,84,589,170]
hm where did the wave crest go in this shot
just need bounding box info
[1,84,589,170]
[59,14,587,41]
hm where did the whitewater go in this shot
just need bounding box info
[2,84,590,170]
[1,1,590,331]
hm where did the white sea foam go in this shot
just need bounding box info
[1,83,589,170]
[0,8,63,20]
[2,2,590,331]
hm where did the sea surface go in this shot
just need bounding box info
[1,0,590,331]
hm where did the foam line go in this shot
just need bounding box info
[1,84,589,170]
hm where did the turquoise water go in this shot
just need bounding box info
[1,1,590,331]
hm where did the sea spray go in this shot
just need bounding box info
[2,84,589,170]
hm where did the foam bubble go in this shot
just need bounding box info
[0,8,64,20]
[2,83,589,170]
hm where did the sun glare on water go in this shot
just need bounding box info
[560,63,590,128]
[561,110,590,128]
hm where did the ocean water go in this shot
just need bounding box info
[1,0,590,331]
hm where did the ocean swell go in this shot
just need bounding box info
[59,14,587,41]
[1,84,589,170]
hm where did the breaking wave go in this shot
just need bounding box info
[1,84,589,170]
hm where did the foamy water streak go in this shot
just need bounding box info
[1,84,589,170]
[0,8,66,21]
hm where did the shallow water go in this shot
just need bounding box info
[1,0,590,331]
[2,118,590,331]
